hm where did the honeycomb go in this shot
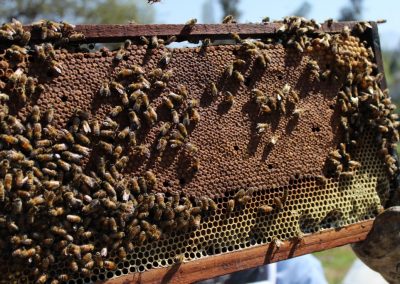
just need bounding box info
[0,19,396,283]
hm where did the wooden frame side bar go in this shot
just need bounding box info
[102,220,373,284]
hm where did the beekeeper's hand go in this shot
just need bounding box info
[352,206,400,283]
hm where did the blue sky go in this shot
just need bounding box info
[151,0,400,50]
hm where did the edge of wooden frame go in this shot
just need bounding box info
[23,21,364,43]
[100,219,373,284]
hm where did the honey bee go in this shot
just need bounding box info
[227,199,235,212]
[315,175,327,187]
[48,207,64,216]
[135,144,151,158]
[104,260,117,270]
[31,105,41,122]
[110,81,125,95]
[0,93,9,102]
[190,109,200,123]
[12,247,36,258]
[114,48,125,62]
[190,214,201,228]
[258,205,273,214]
[340,171,355,178]
[165,35,177,45]
[163,96,174,109]
[8,116,25,133]
[150,35,158,48]
[225,64,234,77]
[224,91,234,105]
[171,109,179,124]
[62,151,82,163]
[230,32,241,43]
[210,82,218,97]
[0,134,18,145]
[185,18,197,29]
[201,38,211,48]
[98,141,114,155]
[222,15,235,24]
[145,171,157,189]
[0,182,4,202]
[160,52,171,67]
[144,106,158,125]
[154,80,167,89]
[341,25,350,38]
[292,108,304,119]
[129,110,141,129]
[4,173,12,191]
[256,123,268,134]
[99,81,111,97]
[269,136,278,146]
[273,197,283,210]
[233,70,244,82]
[66,214,81,223]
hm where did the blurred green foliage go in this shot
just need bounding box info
[0,0,154,24]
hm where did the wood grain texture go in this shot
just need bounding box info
[24,21,364,43]
[100,220,373,284]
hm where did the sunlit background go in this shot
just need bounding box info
[0,0,395,283]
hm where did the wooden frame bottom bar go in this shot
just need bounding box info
[102,219,373,284]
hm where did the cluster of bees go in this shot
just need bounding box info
[0,15,396,283]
